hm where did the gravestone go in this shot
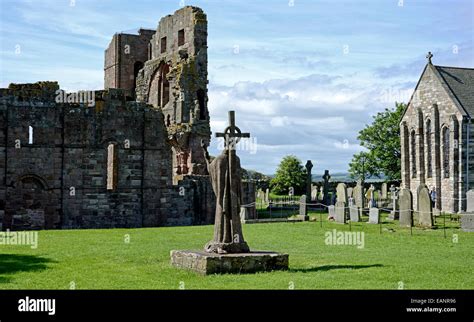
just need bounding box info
[388,185,399,220]
[365,185,375,208]
[460,214,474,232]
[311,185,318,201]
[265,188,269,203]
[298,195,309,221]
[322,170,331,205]
[336,182,348,204]
[318,186,324,201]
[467,189,474,213]
[399,188,413,227]
[335,201,346,224]
[353,180,364,209]
[328,205,335,220]
[368,207,380,224]
[349,205,360,222]
[381,183,388,200]
[347,187,353,199]
[417,185,433,228]
[171,111,288,274]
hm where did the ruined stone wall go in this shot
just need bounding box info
[401,64,465,213]
[135,6,210,182]
[104,29,155,92]
[0,82,215,230]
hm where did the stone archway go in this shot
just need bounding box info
[5,175,56,230]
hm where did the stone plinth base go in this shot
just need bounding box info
[170,250,289,275]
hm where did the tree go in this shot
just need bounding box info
[270,155,306,195]
[349,102,405,180]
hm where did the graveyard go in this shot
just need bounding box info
[1,2,473,299]
[0,212,472,289]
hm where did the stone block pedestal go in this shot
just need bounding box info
[170,250,289,275]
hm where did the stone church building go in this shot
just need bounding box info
[400,53,474,213]
[0,6,219,230]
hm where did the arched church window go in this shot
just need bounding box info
[411,130,416,178]
[426,119,432,178]
[442,127,450,178]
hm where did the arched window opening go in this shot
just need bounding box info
[426,119,432,178]
[442,127,450,178]
[107,143,118,191]
[28,125,34,144]
[158,63,170,107]
[411,130,417,178]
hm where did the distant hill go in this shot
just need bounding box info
[265,172,387,183]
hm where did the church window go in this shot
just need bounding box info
[411,130,416,178]
[426,119,432,178]
[442,127,450,178]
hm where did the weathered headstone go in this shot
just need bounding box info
[381,183,388,200]
[335,201,346,224]
[318,186,324,201]
[353,179,364,209]
[336,182,348,204]
[417,185,433,228]
[347,187,353,199]
[388,185,399,220]
[322,170,331,205]
[399,188,413,227]
[311,185,318,201]
[298,195,309,221]
[467,189,474,213]
[265,188,269,203]
[328,205,335,220]
[365,185,375,208]
[349,205,360,222]
[368,207,380,224]
[460,214,474,232]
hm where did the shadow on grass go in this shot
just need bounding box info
[289,264,383,273]
[0,254,55,283]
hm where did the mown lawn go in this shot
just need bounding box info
[0,213,472,290]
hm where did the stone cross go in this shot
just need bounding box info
[389,184,398,219]
[203,110,250,254]
[216,111,250,151]
[305,160,313,202]
[426,51,433,64]
[322,170,331,205]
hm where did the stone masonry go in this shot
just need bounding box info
[0,7,218,230]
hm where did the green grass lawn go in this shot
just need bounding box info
[0,213,472,290]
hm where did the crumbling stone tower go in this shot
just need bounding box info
[105,6,211,184]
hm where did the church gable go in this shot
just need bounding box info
[402,63,463,127]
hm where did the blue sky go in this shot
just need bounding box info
[1,0,473,175]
